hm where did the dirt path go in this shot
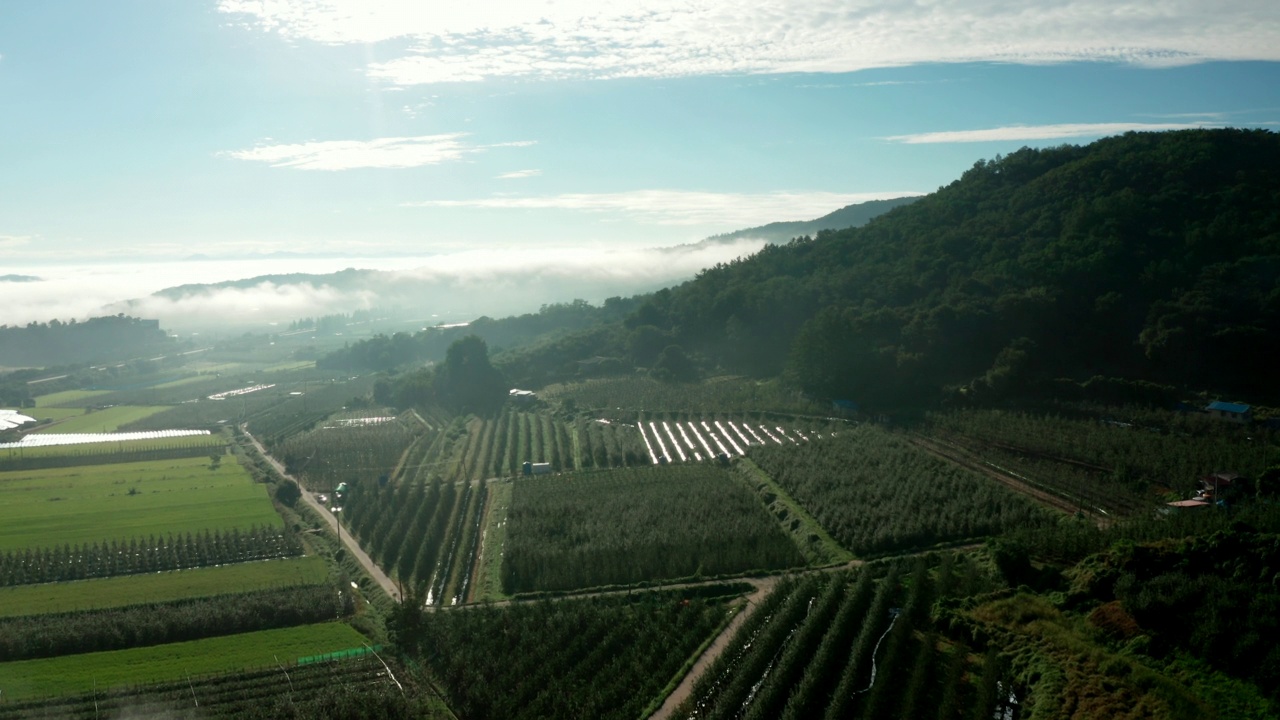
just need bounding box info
[240,426,401,602]
[910,434,1092,520]
[648,576,778,720]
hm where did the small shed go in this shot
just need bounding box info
[1205,401,1252,424]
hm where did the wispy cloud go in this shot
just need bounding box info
[0,235,32,249]
[884,121,1224,144]
[407,189,922,226]
[218,0,1280,84]
[497,169,541,179]
[224,134,534,170]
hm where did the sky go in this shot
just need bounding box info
[1,1,1279,324]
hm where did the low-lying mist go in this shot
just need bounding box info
[2,240,767,333]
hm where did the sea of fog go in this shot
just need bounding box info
[0,240,767,331]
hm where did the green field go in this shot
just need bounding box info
[150,375,211,389]
[0,556,328,617]
[32,389,111,407]
[0,456,282,551]
[0,622,369,700]
[36,405,172,434]
[264,360,316,372]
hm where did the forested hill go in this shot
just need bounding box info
[0,315,172,370]
[498,129,1280,405]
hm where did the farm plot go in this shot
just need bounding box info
[247,375,379,445]
[343,476,487,606]
[34,405,171,434]
[276,416,419,491]
[540,376,825,414]
[400,409,843,483]
[502,465,804,593]
[0,622,369,701]
[0,434,226,473]
[750,425,1050,557]
[681,556,1004,720]
[405,588,735,720]
[925,407,1274,512]
[0,456,283,552]
[635,414,836,465]
[0,556,328,617]
[0,655,443,720]
[0,582,352,662]
[32,389,110,407]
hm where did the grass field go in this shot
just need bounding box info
[0,456,282,551]
[33,390,110,407]
[0,622,369,700]
[0,556,328,617]
[36,406,172,434]
[474,479,513,602]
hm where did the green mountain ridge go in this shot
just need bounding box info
[489,129,1279,404]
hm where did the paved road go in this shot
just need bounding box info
[240,426,401,603]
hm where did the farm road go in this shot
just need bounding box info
[648,575,779,720]
[240,426,401,602]
[908,434,1103,524]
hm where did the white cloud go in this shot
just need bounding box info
[224,133,533,170]
[218,0,1280,84]
[497,169,541,179]
[884,121,1223,144]
[0,235,32,248]
[406,189,921,226]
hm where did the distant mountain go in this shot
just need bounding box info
[0,274,41,283]
[699,196,921,245]
[137,201,916,331]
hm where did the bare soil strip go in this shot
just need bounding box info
[648,576,778,720]
[909,434,1091,520]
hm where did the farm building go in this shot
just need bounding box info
[1198,472,1245,501]
[1205,401,1252,423]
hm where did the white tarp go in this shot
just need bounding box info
[0,410,37,431]
[0,429,212,449]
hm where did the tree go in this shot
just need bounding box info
[276,479,302,507]
[433,335,507,414]
[651,345,698,382]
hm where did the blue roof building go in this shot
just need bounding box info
[1205,401,1252,423]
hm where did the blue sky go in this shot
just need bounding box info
[2,0,1279,266]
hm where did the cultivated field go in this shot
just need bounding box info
[35,405,171,434]
[32,389,110,407]
[751,425,1049,556]
[0,456,282,551]
[0,556,328,616]
[502,465,805,593]
[0,622,369,700]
